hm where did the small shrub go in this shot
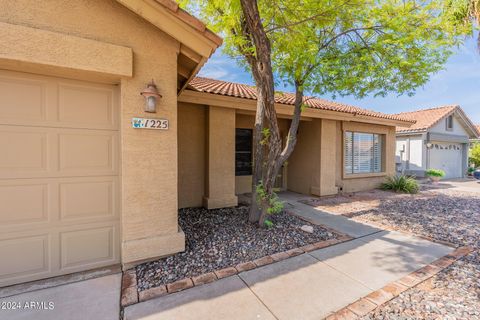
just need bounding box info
[425,169,446,177]
[264,219,274,228]
[381,175,419,194]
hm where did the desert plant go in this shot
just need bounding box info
[381,175,419,194]
[425,169,446,177]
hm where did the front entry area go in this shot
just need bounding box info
[0,70,120,287]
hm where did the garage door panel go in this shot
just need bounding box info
[0,127,118,179]
[0,234,51,283]
[0,128,50,175]
[0,76,47,121]
[60,179,116,220]
[0,183,49,225]
[59,131,117,174]
[60,225,117,270]
[58,84,116,128]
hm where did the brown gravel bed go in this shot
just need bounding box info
[136,205,338,291]
[338,189,480,320]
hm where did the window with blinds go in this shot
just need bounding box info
[344,131,383,174]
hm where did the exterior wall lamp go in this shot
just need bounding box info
[426,142,433,149]
[141,80,162,113]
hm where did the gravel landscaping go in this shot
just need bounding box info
[333,187,480,320]
[136,205,338,291]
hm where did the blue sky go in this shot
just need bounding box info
[198,35,480,124]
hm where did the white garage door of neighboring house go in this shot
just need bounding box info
[429,142,463,179]
[0,70,120,287]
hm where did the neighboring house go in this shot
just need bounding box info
[395,105,480,179]
[0,0,413,287]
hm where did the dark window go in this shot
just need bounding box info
[235,128,252,176]
[446,115,454,130]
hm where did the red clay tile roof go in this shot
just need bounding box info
[188,77,414,124]
[395,105,457,133]
[154,0,222,46]
[395,105,480,137]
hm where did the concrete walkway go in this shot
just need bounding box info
[125,231,452,320]
[0,273,121,320]
[279,191,382,238]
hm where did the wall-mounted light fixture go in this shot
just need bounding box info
[140,80,162,113]
[426,142,433,149]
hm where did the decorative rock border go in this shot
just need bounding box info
[325,246,474,320]
[120,233,353,307]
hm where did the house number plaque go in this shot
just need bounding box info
[132,117,169,130]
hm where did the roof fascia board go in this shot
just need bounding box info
[179,89,411,126]
[428,132,470,143]
[396,130,426,136]
[454,108,480,138]
[116,0,217,58]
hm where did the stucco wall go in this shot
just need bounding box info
[178,102,206,208]
[287,120,320,195]
[0,0,184,265]
[204,106,238,209]
[430,115,469,136]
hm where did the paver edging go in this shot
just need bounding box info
[120,234,353,307]
[325,246,473,319]
[120,269,138,307]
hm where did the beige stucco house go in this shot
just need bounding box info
[0,0,413,287]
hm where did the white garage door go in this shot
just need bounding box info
[429,142,463,179]
[0,70,120,287]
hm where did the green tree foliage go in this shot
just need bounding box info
[182,0,467,97]
[180,0,470,225]
[470,143,480,167]
[445,0,479,49]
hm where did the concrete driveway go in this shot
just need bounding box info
[436,178,480,193]
[124,230,452,320]
[0,273,121,320]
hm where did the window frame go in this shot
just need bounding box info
[343,130,386,178]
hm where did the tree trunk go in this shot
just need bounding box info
[257,83,304,225]
[248,96,264,222]
[239,0,305,226]
[240,0,276,224]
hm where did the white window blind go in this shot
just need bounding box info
[344,132,383,174]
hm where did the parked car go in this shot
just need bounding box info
[474,169,480,180]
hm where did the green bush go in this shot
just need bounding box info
[425,169,446,177]
[264,219,274,228]
[381,175,419,194]
[470,143,480,167]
